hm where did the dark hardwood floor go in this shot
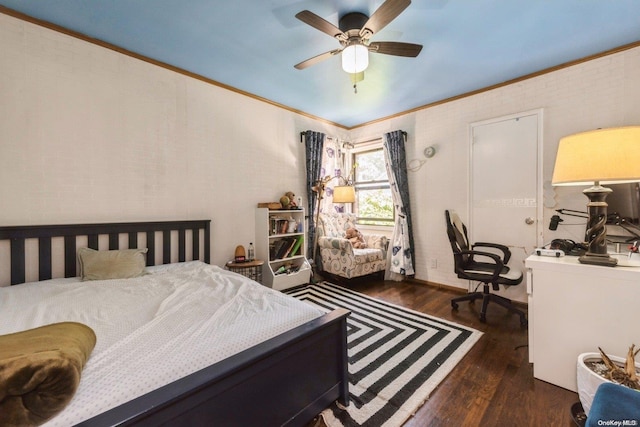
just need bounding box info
[325,277,579,427]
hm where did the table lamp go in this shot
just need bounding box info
[552,126,640,266]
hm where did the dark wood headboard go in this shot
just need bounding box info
[0,220,210,286]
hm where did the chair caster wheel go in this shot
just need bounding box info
[451,302,458,310]
[479,314,487,323]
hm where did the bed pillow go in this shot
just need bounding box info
[78,247,148,281]
[0,322,96,426]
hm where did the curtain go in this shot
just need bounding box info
[304,130,325,261]
[383,130,415,279]
[320,137,348,214]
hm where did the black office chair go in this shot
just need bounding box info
[445,210,527,327]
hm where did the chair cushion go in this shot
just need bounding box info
[461,260,523,286]
[353,248,386,263]
[463,267,522,281]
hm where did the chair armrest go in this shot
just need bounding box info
[317,236,355,255]
[459,249,505,281]
[472,242,512,263]
[363,234,389,250]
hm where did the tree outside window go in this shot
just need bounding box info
[352,147,393,226]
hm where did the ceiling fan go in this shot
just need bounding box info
[294,0,423,76]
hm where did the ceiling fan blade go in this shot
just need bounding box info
[369,41,422,57]
[294,49,343,70]
[359,0,411,39]
[296,10,347,40]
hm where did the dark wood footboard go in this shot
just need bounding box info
[78,307,350,427]
[0,220,349,427]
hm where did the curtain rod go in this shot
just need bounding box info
[353,131,407,145]
[299,130,406,143]
[298,132,344,144]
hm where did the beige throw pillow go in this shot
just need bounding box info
[77,247,148,281]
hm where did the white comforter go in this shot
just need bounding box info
[0,261,322,426]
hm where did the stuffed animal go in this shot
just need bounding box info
[279,191,297,209]
[345,227,367,249]
[285,192,297,208]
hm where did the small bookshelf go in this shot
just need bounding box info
[255,208,311,290]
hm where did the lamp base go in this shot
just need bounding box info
[580,184,616,267]
[578,252,618,267]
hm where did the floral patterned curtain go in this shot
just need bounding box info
[304,130,325,260]
[383,130,415,279]
[319,138,348,215]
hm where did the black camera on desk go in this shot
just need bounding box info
[549,214,563,230]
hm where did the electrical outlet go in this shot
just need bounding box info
[429,258,437,269]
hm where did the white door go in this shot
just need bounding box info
[470,110,542,303]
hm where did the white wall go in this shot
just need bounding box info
[352,45,640,302]
[0,13,342,280]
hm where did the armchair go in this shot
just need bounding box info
[317,213,388,279]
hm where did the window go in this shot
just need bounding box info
[351,146,394,226]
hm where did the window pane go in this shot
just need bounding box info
[357,188,394,226]
[355,150,387,182]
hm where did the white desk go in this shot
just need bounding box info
[525,254,640,392]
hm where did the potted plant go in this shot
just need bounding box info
[577,344,640,415]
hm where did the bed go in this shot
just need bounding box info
[0,220,349,426]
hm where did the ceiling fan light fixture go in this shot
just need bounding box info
[341,44,368,74]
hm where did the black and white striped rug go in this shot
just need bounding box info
[287,282,482,427]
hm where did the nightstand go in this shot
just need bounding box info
[225,259,264,284]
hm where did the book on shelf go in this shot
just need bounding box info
[270,239,286,260]
[269,217,292,235]
[271,237,297,260]
[289,235,304,257]
[277,237,294,259]
[282,238,298,258]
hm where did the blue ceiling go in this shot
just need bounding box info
[1,0,639,128]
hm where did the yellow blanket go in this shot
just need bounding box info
[0,322,96,427]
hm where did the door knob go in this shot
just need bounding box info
[525,217,535,225]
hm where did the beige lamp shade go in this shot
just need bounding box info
[552,126,640,186]
[333,185,356,203]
